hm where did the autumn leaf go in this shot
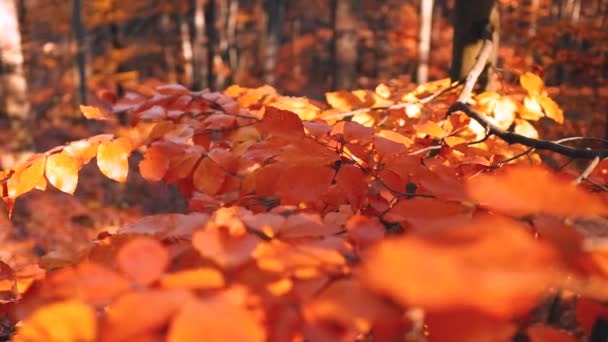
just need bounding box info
[168,296,266,342]
[45,151,82,194]
[102,289,192,342]
[80,105,110,120]
[363,215,560,317]
[467,165,608,217]
[14,300,96,342]
[7,157,47,198]
[160,268,225,290]
[520,72,544,94]
[193,222,261,268]
[97,140,130,182]
[257,106,305,137]
[116,237,169,285]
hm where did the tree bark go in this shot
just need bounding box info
[417,0,434,83]
[72,0,88,105]
[0,0,32,153]
[450,0,499,90]
[189,0,209,90]
[263,0,285,85]
[332,0,360,90]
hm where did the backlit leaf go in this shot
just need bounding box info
[520,72,544,94]
[7,158,47,198]
[45,151,82,194]
[97,140,130,182]
[80,105,110,120]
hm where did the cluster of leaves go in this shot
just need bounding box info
[2,75,608,341]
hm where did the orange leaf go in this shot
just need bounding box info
[42,262,130,305]
[374,130,413,157]
[45,151,82,194]
[520,72,544,94]
[168,297,266,342]
[139,142,180,182]
[7,158,47,198]
[102,289,192,342]
[14,300,96,342]
[413,121,445,138]
[335,164,368,211]
[384,197,473,231]
[346,215,385,247]
[274,165,334,204]
[193,157,226,196]
[325,91,366,111]
[363,215,559,317]
[257,106,304,137]
[193,224,261,268]
[97,140,130,182]
[330,121,374,144]
[117,238,169,285]
[467,165,608,217]
[160,268,225,290]
[80,104,110,120]
[304,279,404,339]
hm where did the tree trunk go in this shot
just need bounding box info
[332,0,360,90]
[417,0,434,83]
[189,0,209,90]
[0,0,32,153]
[263,0,285,85]
[72,0,87,105]
[450,0,499,90]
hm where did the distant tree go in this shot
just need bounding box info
[332,0,360,90]
[450,0,499,90]
[263,0,285,85]
[0,0,32,158]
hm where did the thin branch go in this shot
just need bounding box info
[447,37,608,160]
[575,156,601,184]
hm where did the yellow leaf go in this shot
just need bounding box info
[45,151,82,194]
[97,140,130,182]
[538,95,564,124]
[80,105,109,120]
[14,300,96,342]
[514,119,539,139]
[520,72,544,94]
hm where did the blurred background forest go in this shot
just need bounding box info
[1,0,607,149]
[0,0,608,268]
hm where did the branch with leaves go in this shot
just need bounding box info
[448,38,608,160]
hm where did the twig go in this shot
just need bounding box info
[575,156,601,184]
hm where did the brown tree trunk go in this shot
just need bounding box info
[450,0,499,90]
[72,0,87,105]
[332,0,360,90]
[0,0,32,154]
[263,0,285,85]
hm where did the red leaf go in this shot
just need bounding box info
[257,106,304,137]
